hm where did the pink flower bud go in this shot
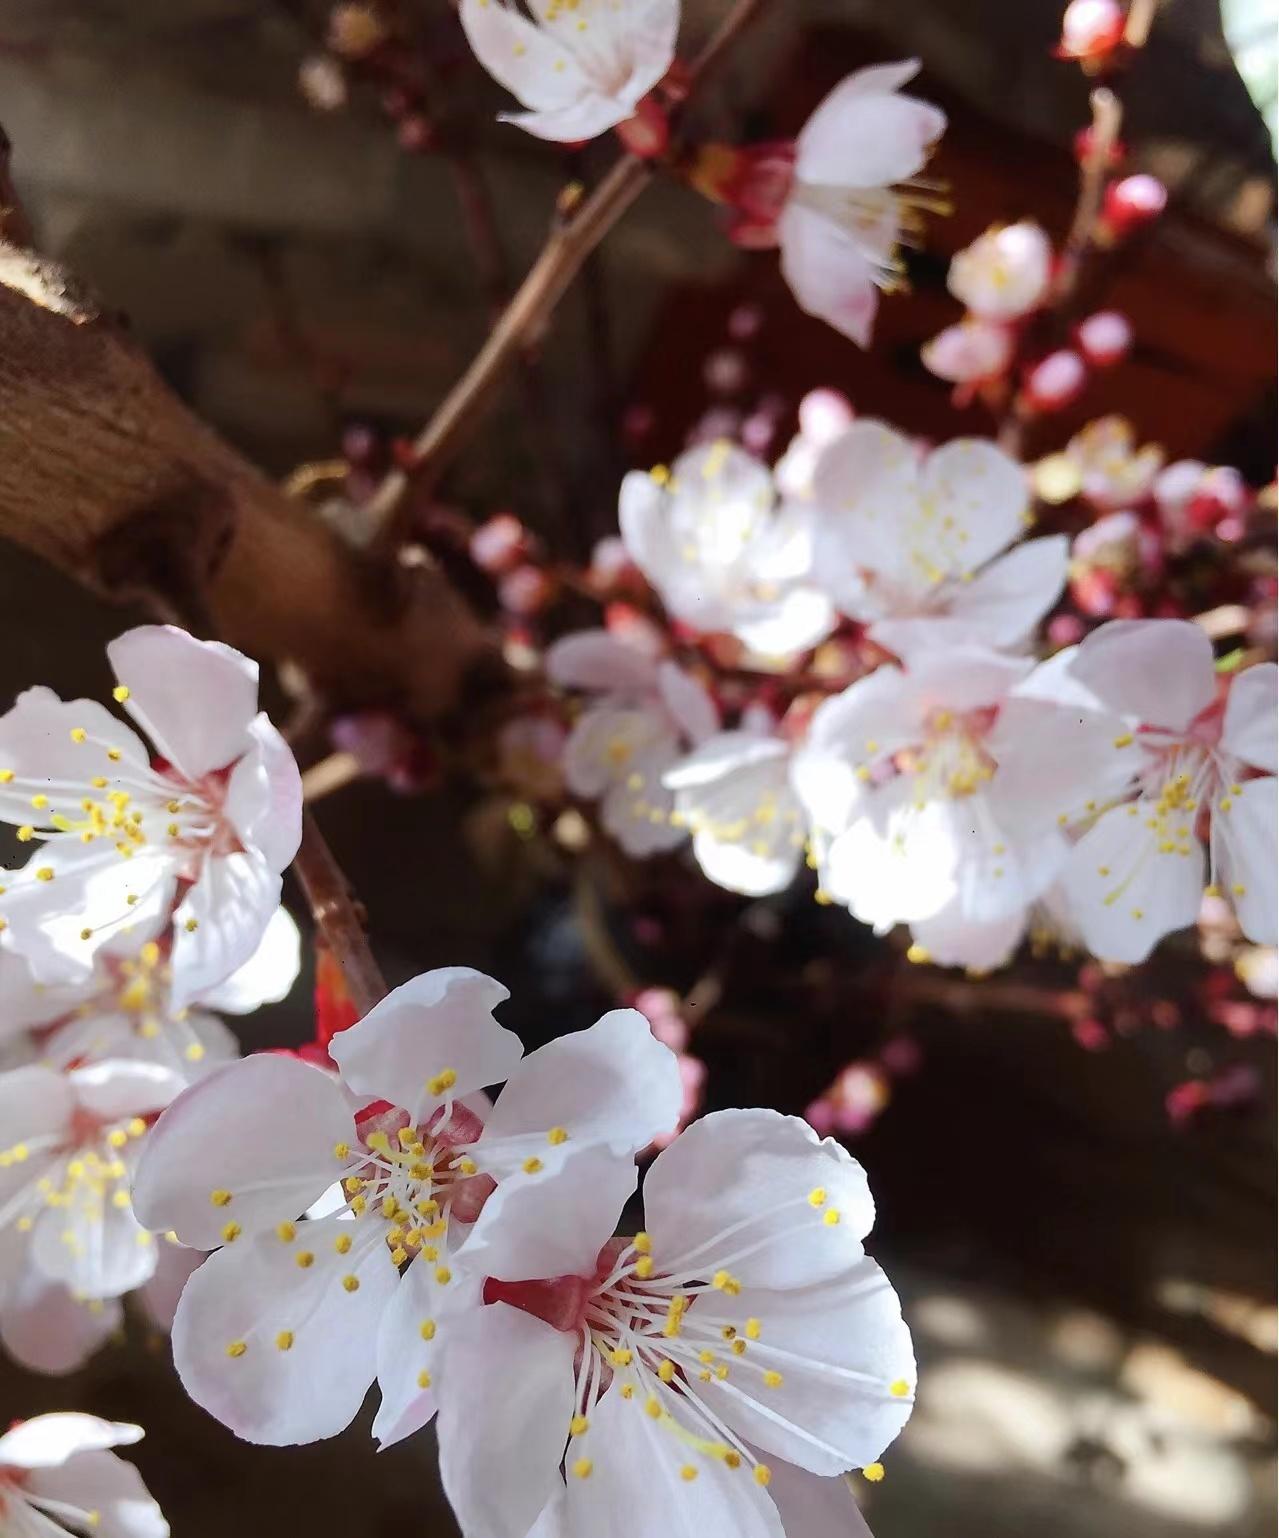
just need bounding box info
[615,96,670,158]
[704,348,749,395]
[470,513,528,575]
[1102,174,1167,237]
[1058,0,1125,61]
[797,387,855,444]
[922,319,1014,384]
[1024,348,1088,410]
[498,564,555,616]
[298,55,347,112]
[1076,310,1132,366]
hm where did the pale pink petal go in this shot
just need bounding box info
[1213,777,1277,945]
[1221,663,1277,774]
[1,1275,122,1375]
[328,966,519,1113]
[169,851,281,1010]
[459,0,590,112]
[223,715,303,873]
[372,1249,464,1448]
[437,1301,578,1538]
[171,1214,397,1445]
[503,94,639,142]
[132,1054,354,1248]
[644,1109,875,1288]
[137,1240,206,1333]
[1068,619,1215,731]
[69,1060,183,1121]
[778,203,879,348]
[765,1460,873,1538]
[479,1008,681,1169]
[0,687,149,824]
[656,662,719,745]
[795,63,946,187]
[909,903,1026,970]
[25,1448,169,1538]
[0,1415,143,1468]
[107,625,259,780]
[31,1181,158,1300]
[917,438,1029,574]
[546,630,660,696]
[195,904,301,1014]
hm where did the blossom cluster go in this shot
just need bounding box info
[130,967,912,1536]
[0,625,303,1375]
[545,424,1277,971]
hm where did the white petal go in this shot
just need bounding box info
[437,1301,578,1538]
[0,1414,143,1469]
[1067,619,1215,731]
[688,824,802,899]
[328,967,520,1114]
[166,851,280,1010]
[107,625,259,781]
[562,1382,786,1538]
[1221,663,1277,773]
[778,203,879,348]
[1063,804,1206,963]
[790,667,915,834]
[547,631,660,696]
[599,751,686,857]
[795,64,945,187]
[917,438,1029,574]
[0,1065,75,1193]
[694,1263,914,1475]
[372,1250,458,1448]
[909,903,1026,970]
[1213,777,1278,945]
[25,1448,169,1538]
[0,948,92,1036]
[764,1461,873,1538]
[132,1054,354,1248]
[823,786,963,928]
[457,1145,635,1282]
[733,587,838,660]
[618,470,676,592]
[656,663,719,746]
[459,0,590,111]
[905,646,1032,713]
[0,1274,122,1375]
[0,686,149,820]
[223,714,303,872]
[644,1109,875,1289]
[31,1177,158,1300]
[502,93,637,142]
[137,1240,205,1333]
[480,1008,681,1169]
[810,422,922,591]
[563,704,677,800]
[171,1214,397,1444]
[195,904,301,1013]
[69,1059,183,1121]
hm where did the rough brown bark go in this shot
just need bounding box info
[0,243,497,722]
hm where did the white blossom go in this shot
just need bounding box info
[436,1109,912,1538]
[0,1414,168,1538]
[808,421,1066,658]
[132,969,680,1447]
[0,626,302,1009]
[459,0,679,142]
[946,221,1053,320]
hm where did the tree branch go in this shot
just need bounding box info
[293,809,388,1017]
[363,0,771,543]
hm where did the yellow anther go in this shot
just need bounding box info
[16,826,34,842]
[1113,733,1134,748]
[350,1196,366,1214]
[610,1348,633,1366]
[367,1131,392,1155]
[571,1458,593,1479]
[645,1396,662,1419]
[185,1043,205,1063]
[745,1318,762,1339]
[458,1158,477,1176]
[620,1384,635,1400]
[711,1270,740,1294]
[723,1451,742,1469]
[107,749,122,763]
[276,1222,296,1243]
[342,1274,360,1292]
[397,1127,420,1150]
[823,1209,841,1227]
[390,1247,408,1266]
[113,685,131,702]
[333,1141,351,1160]
[632,1231,651,1254]
[547,1126,569,1145]
[209,1189,232,1207]
[416,1197,439,1216]
[731,1339,747,1356]
[754,1465,772,1487]
[863,1463,886,1482]
[680,1465,698,1482]
[91,775,107,788]
[335,1234,352,1255]
[127,1118,146,1137]
[657,1359,676,1383]
[906,943,931,964]
[382,1195,399,1220]
[569,1415,589,1437]
[106,1128,128,1149]
[522,1157,543,1174]
[762,1370,783,1388]
[0,769,12,782]
[295,1251,315,1269]
[419,1319,436,1341]
[185,918,199,933]
[417,1369,432,1390]
[343,1177,364,1195]
[807,1187,827,1208]
[435,1266,452,1285]
[890,1379,910,1397]
[221,1222,242,1243]
[112,1189,131,1209]
[427,1068,458,1096]
[30,794,48,810]
[634,1256,653,1279]
[226,1341,248,1358]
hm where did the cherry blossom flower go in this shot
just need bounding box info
[807,421,1067,658]
[792,647,1135,939]
[1062,416,1164,508]
[1059,621,1277,961]
[458,0,679,143]
[548,630,718,855]
[920,318,1015,396]
[132,968,681,1447]
[946,221,1053,320]
[0,907,298,1078]
[663,729,808,896]
[0,626,303,1009]
[0,1059,183,1350]
[436,1108,913,1538]
[775,62,946,346]
[0,1414,168,1538]
[619,442,836,658]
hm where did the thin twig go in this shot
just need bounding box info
[293,809,388,1016]
[363,0,771,545]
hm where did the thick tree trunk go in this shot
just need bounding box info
[0,243,498,721]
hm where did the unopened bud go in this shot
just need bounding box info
[470,513,527,576]
[499,565,556,616]
[1058,0,1125,62]
[1076,310,1132,366]
[1102,174,1167,237]
[1024,349,1088,410]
